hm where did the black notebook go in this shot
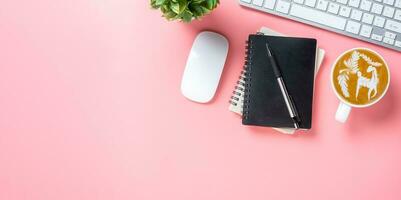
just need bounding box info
[242,35,317,129]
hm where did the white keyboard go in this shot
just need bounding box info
[239,0,401,52]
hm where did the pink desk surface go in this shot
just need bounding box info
[1,0,401,199]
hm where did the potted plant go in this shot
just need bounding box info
[150,0,220,23]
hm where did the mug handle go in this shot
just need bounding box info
[335,102,352,123]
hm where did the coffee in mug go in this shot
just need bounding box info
[331,48,390,123]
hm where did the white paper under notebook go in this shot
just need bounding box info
[229,27,325,134]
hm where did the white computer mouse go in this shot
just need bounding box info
[181,31,229,103]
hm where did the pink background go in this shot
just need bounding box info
[1,0,401,199]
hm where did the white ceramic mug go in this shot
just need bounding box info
[331,48,390,123]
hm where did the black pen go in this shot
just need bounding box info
[265,43,300,129]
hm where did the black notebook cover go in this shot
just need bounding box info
[242,35,317,129]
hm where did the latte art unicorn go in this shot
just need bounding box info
[356,66,379,101]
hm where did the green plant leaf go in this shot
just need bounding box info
[180,10,193,22]
[192,0,205,3]
[150,0,159,8]
[150,0,218,22]
[190,4,204,17]
[200,5,211,14]
[163,11,177,19]
[155,0,167,6]
[205,0,215,9]
[170,0,187,14]
[170,2,180,14]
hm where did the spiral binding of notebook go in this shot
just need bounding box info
[229,39,253,116]
[242,39,254,120]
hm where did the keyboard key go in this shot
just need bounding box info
[351,9,363,20]
[385,31,397,38]
[372,33,383,41]
[328,2,340,13]
[276,0,291,13]
[395,40,401,47]
[339,6,352,16]
[317,0,329,10]
[305,0,317,7]
[385,19,401,33]
[371,3,383,14]
[337,0,348,4]
[346,20,361,33]
[396,0,401,7]
[360,0,372,10]
[290,4,347,30]
[293,0,304,4]
[384,0,394,4]
[349,0,360,7]
[383,6,395,17]
[394,9,401,20]
[360,24,373,37]
[252,0,265,6]
[241,0,252,3]
[264,0,277,9]
[362,13,374,23]
[374,0,382,2]
[383,37,395,44]
[373,16,386,27]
